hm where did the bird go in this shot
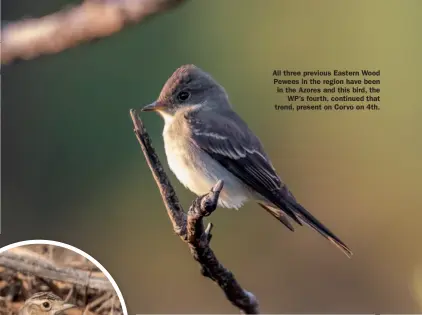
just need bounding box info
[141,64,352,257]
[18,292,75,315]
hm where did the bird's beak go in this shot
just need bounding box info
[141,101,165,112]
[59,303,76,312]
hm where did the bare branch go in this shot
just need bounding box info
[0,251,114,292]
[130,109,187,238]
[129,109,260,314]
[1,0,187,64]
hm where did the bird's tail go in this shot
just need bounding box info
[277,196,353,258]
[258,202,295,232]
[270,193,353,258]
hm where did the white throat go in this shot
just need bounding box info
[159,110,175,135]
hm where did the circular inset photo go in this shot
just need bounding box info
[0,240,127,315]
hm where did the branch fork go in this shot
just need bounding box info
[130,109,260,314]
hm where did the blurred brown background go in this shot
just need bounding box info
[1,0,422,313]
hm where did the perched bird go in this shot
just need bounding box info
[19,292,75,315]
[141,64,352,257]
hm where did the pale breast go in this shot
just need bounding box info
[164,122,212,196]
[162,114,251,209]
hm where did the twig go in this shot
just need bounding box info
[1,0,188,64]
[109,295,115,315]
[64,285,75,304]
[83,266,94,306]
[0,251,114,292]
[84,292,112,315]
[129,109,260,314]
[37,277,62,297]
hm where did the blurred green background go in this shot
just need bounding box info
[2,0,422,313]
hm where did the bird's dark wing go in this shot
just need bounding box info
[185,109,352,257]
[185,109,301,225]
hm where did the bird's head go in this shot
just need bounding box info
[19,292,76,315]
[141,64,230,119]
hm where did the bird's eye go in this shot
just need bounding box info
[42,301,50,309]
[177,91,190,102]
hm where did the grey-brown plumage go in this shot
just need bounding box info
[141,64,352,258]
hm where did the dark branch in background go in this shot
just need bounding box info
[1,0,187,64]
[0,251,114,292]
[129,109,260,314]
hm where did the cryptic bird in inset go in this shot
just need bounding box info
[19,292,75,315]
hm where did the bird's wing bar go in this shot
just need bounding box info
[186,110,353,257]
[185,110,301,225]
